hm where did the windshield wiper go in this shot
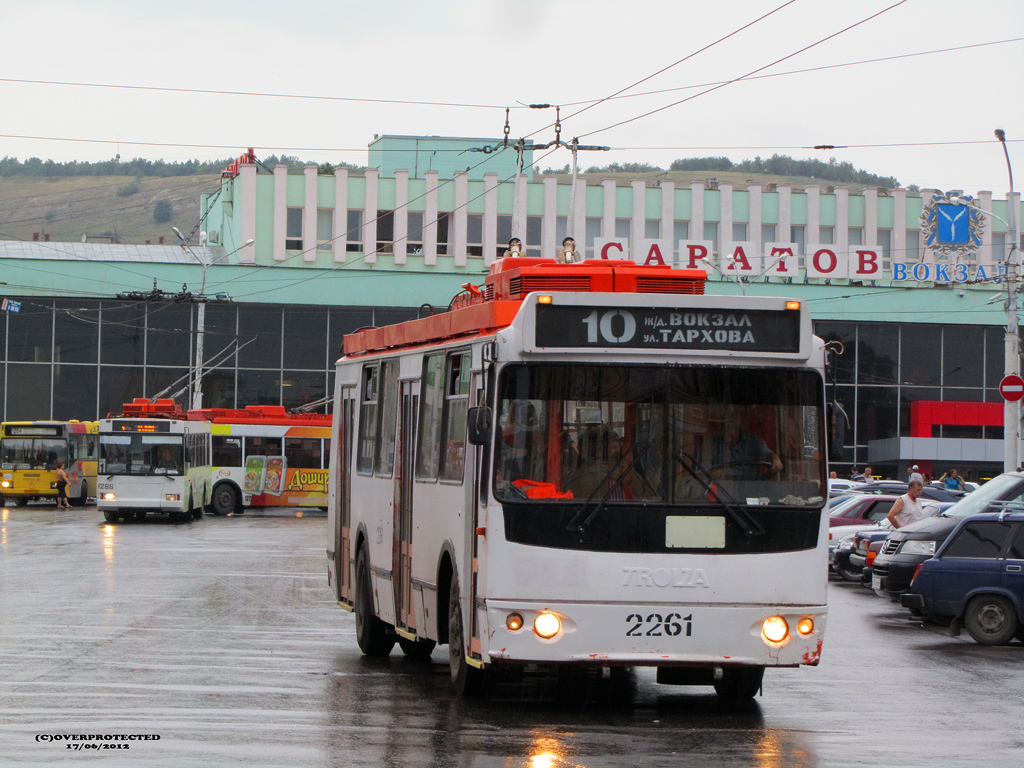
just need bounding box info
[565,442,651,534]
[673,450,765,537]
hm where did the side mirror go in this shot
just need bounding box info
[467,406,492,446]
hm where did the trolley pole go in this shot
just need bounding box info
[997,129,1020,472]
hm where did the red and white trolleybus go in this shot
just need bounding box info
[191,406,332,515]
[326,256,829,699]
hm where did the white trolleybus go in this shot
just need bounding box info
[98,398,212,524]
[327,257,829,700]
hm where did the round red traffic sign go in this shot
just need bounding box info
[1000,374,1024,402]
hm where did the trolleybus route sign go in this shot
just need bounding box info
[535,305,800,352]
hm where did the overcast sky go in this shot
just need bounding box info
[1,0,1022,195]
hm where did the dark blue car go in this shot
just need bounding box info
[901,510,1024,645]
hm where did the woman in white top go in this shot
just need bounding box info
[886,479,926,528]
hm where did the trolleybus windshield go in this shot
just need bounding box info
[100,434,184,476]
[495,365,825,509]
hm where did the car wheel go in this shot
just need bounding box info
[448,577,487,696]
[210,483,239,516]
[398,635,437,661]
[354,545,395,656]
[103,511,119,523]
[964,594,1019,646]
[836,559,862,583]
[714,666,764,701]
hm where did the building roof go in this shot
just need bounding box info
[0,240,228,265]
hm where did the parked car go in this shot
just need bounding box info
[853,481,965,503]
[900,510,1024,645]
[872,472,1024,601]
[832,524,891,582]
[848,526,895,585]
[828,478,865,498]
[829,493,900,529]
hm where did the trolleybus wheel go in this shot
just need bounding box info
[964,594,1018,646]
[713,666,764,701]
[103,511,119,523]
[73,482,88,507]
[398,635,436,661]
[192,490,204,520]
[448,578,487,696]
[210,483,239,516]
[354,545,395,656]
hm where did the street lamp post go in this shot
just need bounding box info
[996,129,1020,472]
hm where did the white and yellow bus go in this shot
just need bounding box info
[327,256,829,700]
[0,420,98,507]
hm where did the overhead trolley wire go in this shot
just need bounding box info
[576,0,910,140]
[526,0,798,138]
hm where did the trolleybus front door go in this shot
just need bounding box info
[393,380,417,632]
[337,393,355,607]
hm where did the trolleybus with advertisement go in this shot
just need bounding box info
[97,399,211,523]
[190,405,332,515]
[0,420,99,507]
[326,257,829,699]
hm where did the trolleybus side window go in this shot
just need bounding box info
[213,436,242,466]
[285,437,323,469]
[245,436,282,458]
[440,352,471,482]
[376,360,399,477]
[357,365,379,475]
[415,354,445,480]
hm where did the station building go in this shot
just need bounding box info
[0,135,1021,481]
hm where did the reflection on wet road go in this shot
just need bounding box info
[1,506,1021,767]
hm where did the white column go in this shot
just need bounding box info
[424,170,439,266]
[483,172,498,266]
[778,185,792,244]
[690,181,705,250]
[515,174,528,242]
[719,183,733,246]
[571,177,586,247]
[978,190,994,266]
[748,184,762,252]
[542,176,558,256]
[364,169,378,265]
[333,167,348,263]
[394,169,409,265]
[602,179,616,241]
[303,165,317,262]
[660,180,675,264]
[239,163,257,264]
[453,171,468,266]
[836,187,849,266]
[273,164,288,262]
[631,180,645,252]
[892,187,907,267]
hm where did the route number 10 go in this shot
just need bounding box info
[582,309,637,344]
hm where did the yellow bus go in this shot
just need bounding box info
[0,421,99,507]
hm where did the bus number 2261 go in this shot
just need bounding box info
[625,612,692,637]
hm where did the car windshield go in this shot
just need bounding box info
[940,474,1024,518]
[828,496,865,517]
[99,434,184,476]
[493,364,826,507]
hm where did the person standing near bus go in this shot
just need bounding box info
[886,479,926,529]
[55,462,71,509]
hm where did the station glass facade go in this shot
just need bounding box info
[1,299,416,422]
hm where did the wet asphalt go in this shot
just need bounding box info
[0,504,1022,768]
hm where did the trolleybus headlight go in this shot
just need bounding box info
[761,616,789,644]
[165,494,180,501]
[1,480,9,488]
[102,493,116,501]
[506,612,524,631]
[533,612,561,638]
[796,617,814,635]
